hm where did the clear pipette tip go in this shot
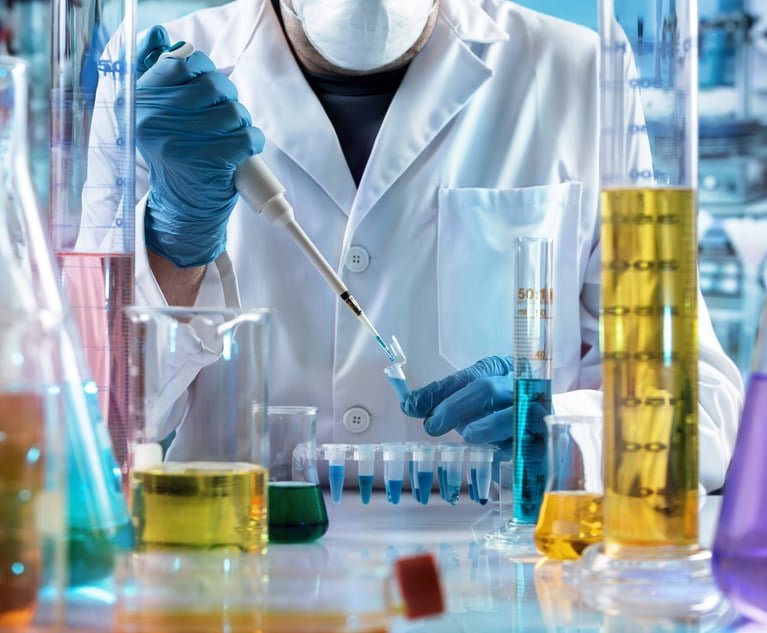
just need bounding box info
[357,310,395,361]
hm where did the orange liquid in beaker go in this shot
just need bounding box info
[534,492,603,560]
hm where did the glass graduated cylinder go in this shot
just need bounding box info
[512,237,553,525]
[600,188,699,551]
[50,0,137,483]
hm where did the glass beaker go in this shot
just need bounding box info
[126,307,271,552]
[712,299,767,623]
[265,405,328,544]
[534,416,603,560]
[50,0,137,481]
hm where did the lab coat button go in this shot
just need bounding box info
[345,246,370,272]
[342,406,371,433]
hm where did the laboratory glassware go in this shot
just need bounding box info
[467,445,496,506]
[437,444,464,505]
[2,55,132,587]
[0,82,66,622]
[512,237,554,523]
[152,42,395,364]
[409,443,436,506]
[580,0,724,614]
[353,444,378,505]
[381,442,406,504]
[384,336,410,400]
[712,299,767,623]
[50,0,137,480]
[115,548,444,633]
[321,443,352,505]
[125,306,271,552]
[533,416,603,560]
[265,405,328,543]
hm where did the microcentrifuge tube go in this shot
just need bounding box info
[383,336,410,401]
[439,445,465,506]
[469,446,497,506]
[408,442,424,502]
[413,445,436,506]
[353,444,378,505]
[322,444,350,505]
[381,443,406,505]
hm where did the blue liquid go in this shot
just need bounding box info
[468,482,476,502]
[375,334,396,361]
[409,461,419,501]
[66,383,133,585]
[471,467,490,505]
[328,464,345,505]
[386,479,403,505]
[445,482,461,505]
[513,378,553,523]
[417,471,433,506]
[358,474,374,505]
[437,465,446,500]
[387,376,410,400]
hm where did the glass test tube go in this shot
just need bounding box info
[468,446,496,506]
[411,444,436,506]
[512,237,554,524]
[438,445,464,505]
[599,0,700,554]
[383,336,410,400]
[51,0,137,481]
[322,444,350,505]
[381,443,406,505]
[353,444,378,505]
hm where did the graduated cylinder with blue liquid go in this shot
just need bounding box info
[512,238,554,525]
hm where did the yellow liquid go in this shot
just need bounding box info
[0,393,44,627]
[533,492,603,560]
[115,609,390,633]
[132,462,268,552]
[600,188,699,552]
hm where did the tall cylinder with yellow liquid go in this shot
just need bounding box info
[599,1,699,555]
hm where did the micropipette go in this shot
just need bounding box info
[156,42,396,363]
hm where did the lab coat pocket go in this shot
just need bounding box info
[437,183,583,371]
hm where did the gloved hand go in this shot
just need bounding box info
[401,356,517,444]
[135,25,265,268]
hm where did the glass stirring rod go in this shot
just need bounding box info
[155,43,395,362]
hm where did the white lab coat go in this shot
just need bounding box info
[85,0,743,491]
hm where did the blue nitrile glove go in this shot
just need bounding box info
[401,356,517,444]
[135,25,265,268]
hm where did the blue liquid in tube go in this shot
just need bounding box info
[437,465,446,500]
[472,467,490,506]
[513,377,553,523]
[358,474,374,505]
[468,481,476,502]
[328,464,345,505]
[417,471,433,506]
[445,481,461,505]
[387,376,410,400]
[386,479,403,505]
[408,460,419,501]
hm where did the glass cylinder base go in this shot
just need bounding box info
[570,543,727,617]
[484,522,538,557]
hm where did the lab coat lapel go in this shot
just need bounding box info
[221,0,356,216]
[347,1,507,234]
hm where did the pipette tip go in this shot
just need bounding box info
[376,334,396,362]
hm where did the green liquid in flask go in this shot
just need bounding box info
[268,481,329,544]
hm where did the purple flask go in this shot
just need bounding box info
[712,301,767,623]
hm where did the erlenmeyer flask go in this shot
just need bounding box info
[1,55,132,586]
[712,299,767,623]
[0,61,66,629]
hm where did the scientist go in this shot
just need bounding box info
[86,0,743,491]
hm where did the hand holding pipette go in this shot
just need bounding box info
[136,27,394,362]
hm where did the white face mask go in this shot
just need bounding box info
[283,0,436,72]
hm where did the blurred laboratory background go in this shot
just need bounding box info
[1,0,765,379]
